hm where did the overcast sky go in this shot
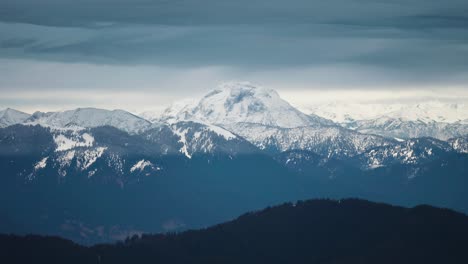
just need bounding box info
[1,0,467,112]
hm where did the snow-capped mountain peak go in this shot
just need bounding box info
[24,107,153,134]
[161,82,332,128]
[0,108,30,128]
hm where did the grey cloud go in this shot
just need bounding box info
[1,22,468,78]
[1,0,467,28]
[0,0,467,95]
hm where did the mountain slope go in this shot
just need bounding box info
[158,83,392,157]
[302,101,468,140]
[344,116,468,141]
[167,121,258,158]
[354,137,455,169]
[226,122,393,158]
[2,199,468,264]
[0,124,300,243]
[25,108,153,134]
[2,123,468,244]
[449,135,468,153]
[0,125,167,184]
[304,101,468,124]
[0,108,30,128]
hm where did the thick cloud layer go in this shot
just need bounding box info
[2,0,467,28]
[0,0,467,111]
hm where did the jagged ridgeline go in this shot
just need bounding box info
[1,199,468,264]
[0,83,467,244]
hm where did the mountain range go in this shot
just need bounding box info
[2,199,468,264]
[0,82,467,243]
[303,101,468,140]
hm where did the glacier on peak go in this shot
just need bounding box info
[159,82,333,128]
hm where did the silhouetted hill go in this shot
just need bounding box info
[2,199,468,264]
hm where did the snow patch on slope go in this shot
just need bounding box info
[77,147,107,170]
[200,122,236,140]
[54,133,94,151]
[450,137,468,153]
[34,157,48,170]
[57,150,76,177]
[173,127,192,158]
[224,122,391,158]
[359,138,451,169]
[130,160,159,173]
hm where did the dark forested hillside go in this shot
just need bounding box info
[2,199,468,264]
[2,124,468,244]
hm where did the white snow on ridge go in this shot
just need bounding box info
[299,100,468,141]
[142,98,197,124]
[0,108,30,128]
[77,147,107,170]
[130,160,158,173]
[194,121,236,140]
[82,133,95,145]
[450,137,468,153]
[360,139,449,170]
[302,100,468,124]
[54,133,94,151]
[34,157,48,170]
[345,116,468,141]
[25,107,152,134]
[54,146,110,176]
[205,123,236,140]
[225,122,391,157]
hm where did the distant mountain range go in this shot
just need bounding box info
[302,101,468,140]
[303,100,468,123]
[2,199,468,264]
[0,82,467,243]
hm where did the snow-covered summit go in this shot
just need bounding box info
[0,108,30,128]
[160,82,333,128]
[25,107,153,134]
